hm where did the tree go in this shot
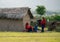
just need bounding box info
[36,5,46,15]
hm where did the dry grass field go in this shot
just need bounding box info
[0,32,60,42]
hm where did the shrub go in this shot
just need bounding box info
[54,15,60,21]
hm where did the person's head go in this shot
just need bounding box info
[26,22,29,25]
[42,17,45,20]
[35,22,37,26]
[42,17,45,19]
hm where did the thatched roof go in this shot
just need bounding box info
[0,7,33,19]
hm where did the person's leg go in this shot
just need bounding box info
[28,28,32,32]
[41,25,44,32]
[42,28,44,32]
[41,28,44,32]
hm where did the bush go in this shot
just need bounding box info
[54,15,60,21]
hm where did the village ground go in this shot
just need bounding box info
[0,31,60,42]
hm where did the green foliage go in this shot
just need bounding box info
[46,15,60,21]
[30,21,37,27]
[36,5,46,15]
[54,15,60,21]
[46,16,55,21]
[30,21,35,26]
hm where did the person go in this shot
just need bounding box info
[41,17,46,32]
[25,22,33,32]
[34,23,38,32]
[37,19,41,26]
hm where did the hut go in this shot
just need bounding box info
[0,7,33,31]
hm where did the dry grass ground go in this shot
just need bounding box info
[0,32,60,42]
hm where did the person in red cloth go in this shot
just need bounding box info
[41,17,46,32]
[25,22,33,32]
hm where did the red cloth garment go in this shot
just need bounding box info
[26,25,30,29]
[25,22,33,32]
[25,23,29,29]
[41,19,46,25]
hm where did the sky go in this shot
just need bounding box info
[0,0,60,11]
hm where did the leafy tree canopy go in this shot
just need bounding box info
[36,5,46,15]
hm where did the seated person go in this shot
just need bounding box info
[25,22,33,32]
[34,24,38,32]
